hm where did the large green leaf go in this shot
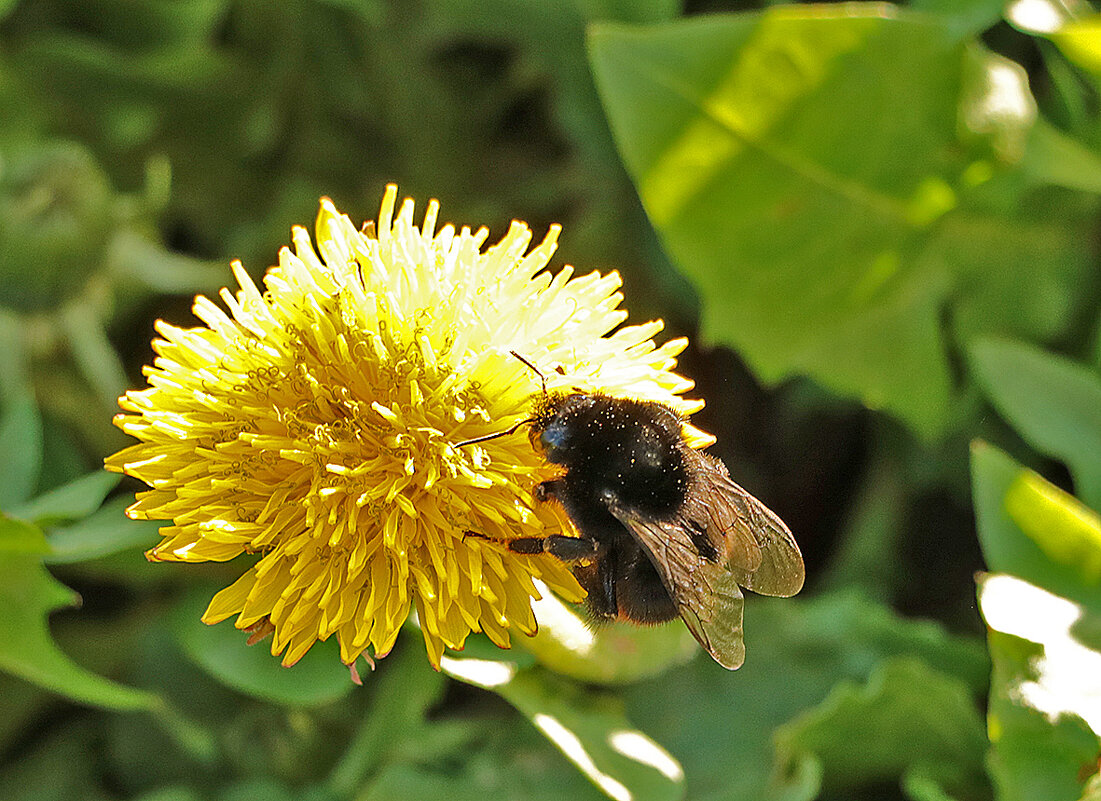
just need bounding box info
[970,338,1101,510]
[0,310,26,403]
[9,470,120,526]
[1006,471,1101,589]
[518,579,698,684]
[979,573,1101,801]
[911,0,1007,36]
[44,496,162,564]
[218,778,326,801]
[1050,17,1101,82]
[971,441,1101,611]
[1020,118,1101,193]
[623,590,988,801]
[440,649,684,801]
[171,588,355,708]
[775,657,988,800]
[0,315,42,507]
[0,515,159,711]
[58,300,129,410]
[434,589,985,801]
[132,789,203,801]
[356,710,603,801]
[973,438,1101,801]
[0,393,42,510]
[589,6,1094,437]
[107,229,227,296]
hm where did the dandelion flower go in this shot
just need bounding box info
[106,185,708,670]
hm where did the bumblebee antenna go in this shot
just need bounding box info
[509,350,547,395]
[455,417,532,448]
[454,351,547,448]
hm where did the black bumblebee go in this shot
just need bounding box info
[461,356,805,669]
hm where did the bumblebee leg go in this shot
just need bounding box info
[505,534,597,561]
[464,530,596,561]
[543,534,599,561]
[534,479,565,502]
[505,537,547,554]
[571,546,617,618]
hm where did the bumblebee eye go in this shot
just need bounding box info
[540,422,570,453]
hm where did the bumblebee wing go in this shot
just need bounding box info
[604,493,747,669]
[686,450,805,598]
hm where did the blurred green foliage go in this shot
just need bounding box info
[1,1,1100,800]
[589,6,1097,439]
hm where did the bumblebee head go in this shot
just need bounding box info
[529,392,596,466]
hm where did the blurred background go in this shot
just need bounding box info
[1,1,1100,800]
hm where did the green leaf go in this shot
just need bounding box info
[970,338,1101,509]
[973,438,1101,799]
[359,759,599,801]
[0,515,51,555]
[108,228,228,295]
[441,655,684,801]
[0,142,115,311]
[0,516,160,710]
[518,581,698,684]
[910,0,1007,36]
[979,573,1101,801]
[770,752,822,801]
[45,497,161,564]
[971,440,1101,610]
[0,393,43,510]
[1021,118,1101,194]
[775,656,988,799]
[133,788,204,801]
[355,683,604,801]
[503,670,684,801]
[0,310,26,403]
[0,314,42,509]
[36,416,93,493]
[1096,311,1101,370]
[901,765,969,801]
[623,590,988,800]
[58,300,130,410]
[171,587,355,707]
[9,470,120,526]
[326,640,447,798]
[1042,40,1098,138]
[1006,471,1101,588]
[589,8,1094,438]
[358,766,492,801]
[1049,14,1101,78]
[218,778,301,801]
